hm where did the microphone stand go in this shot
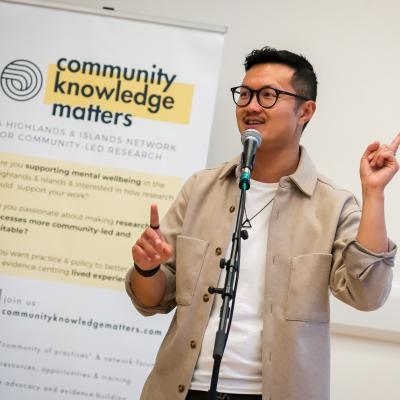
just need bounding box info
[207,170,251,400]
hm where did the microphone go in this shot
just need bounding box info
[239,129,262,190]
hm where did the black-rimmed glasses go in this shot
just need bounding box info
[230,85,311,109]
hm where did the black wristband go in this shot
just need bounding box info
[134,263,160,277]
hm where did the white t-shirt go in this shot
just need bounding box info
[190,180,278,394]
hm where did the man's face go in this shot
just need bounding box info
[236,63,307,151]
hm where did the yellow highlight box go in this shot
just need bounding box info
[44,64,194,124]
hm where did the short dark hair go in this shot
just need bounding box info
[244,46,317,101]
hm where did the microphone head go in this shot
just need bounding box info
[241,129,262,148]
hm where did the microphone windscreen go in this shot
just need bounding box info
[241,129,262,148]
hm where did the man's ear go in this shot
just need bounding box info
[298,100,316,126]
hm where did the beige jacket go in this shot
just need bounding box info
[126,147,397,400]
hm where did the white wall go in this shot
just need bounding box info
[13,0,400,398]
[331,334,400,400]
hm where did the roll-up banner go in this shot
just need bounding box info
[0,1,225,398]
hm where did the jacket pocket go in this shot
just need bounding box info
[285,253,332,322]
[175,235,209,306]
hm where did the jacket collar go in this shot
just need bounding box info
[288,146,318,197]
[219,154,241,180]
[219,146,318,197]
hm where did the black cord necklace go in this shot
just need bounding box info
[242,196,275,229]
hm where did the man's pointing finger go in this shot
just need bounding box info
[150,203,160,230]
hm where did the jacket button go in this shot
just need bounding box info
[190,340,197,349]
[178,384,185,392]
[203,293,210,302]
[229,205,235,213]
[215,247,222,256]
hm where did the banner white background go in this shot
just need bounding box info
[0,1,224,399]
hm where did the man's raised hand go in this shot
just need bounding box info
[132,204,173,270]
[360,133,400,191]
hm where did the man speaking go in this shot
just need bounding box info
[126,46,399,400]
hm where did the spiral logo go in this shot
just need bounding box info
[0,59,43,101]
